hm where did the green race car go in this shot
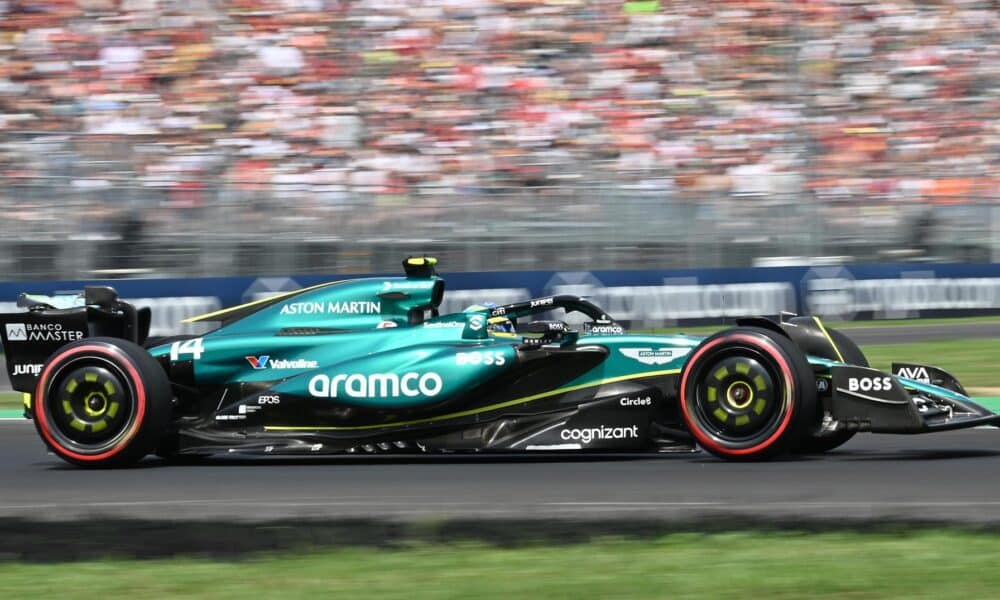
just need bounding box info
[2,257,996,467]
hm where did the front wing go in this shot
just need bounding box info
[828,364,1000,433]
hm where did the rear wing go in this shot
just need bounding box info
[0,286,150,394]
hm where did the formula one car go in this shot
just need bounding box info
[3,257,997,467]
